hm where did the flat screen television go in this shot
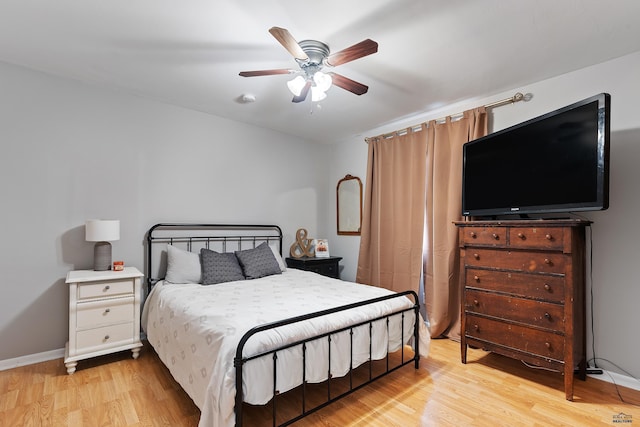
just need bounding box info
[462,93,610,217]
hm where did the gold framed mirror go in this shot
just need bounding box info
[337,174,363,235]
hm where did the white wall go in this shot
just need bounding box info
[328,51,640,380]
[0,61,330,361]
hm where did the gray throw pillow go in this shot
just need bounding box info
[165,245,202,284]
[235,242,282,279]
[200,248,245,285]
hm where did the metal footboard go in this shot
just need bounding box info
[234,290,420,427]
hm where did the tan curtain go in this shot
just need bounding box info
[424,107,487,339]
[356,124,428,294]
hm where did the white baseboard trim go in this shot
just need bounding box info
[0,348,65,371]
[589,369,640,392]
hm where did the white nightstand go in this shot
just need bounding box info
[64,266,144,374]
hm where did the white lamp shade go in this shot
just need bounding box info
[313,71,332,92]
[311,87,327,102]
[85,220,120,242]
[287,75,307,96]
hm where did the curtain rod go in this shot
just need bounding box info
[365,92,526,143]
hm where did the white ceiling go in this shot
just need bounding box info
[1,0,640,144]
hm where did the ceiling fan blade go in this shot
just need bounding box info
[327,72,369,95]
[292,80,312,103]
[239,69,296,77]
[269,27,309,61]
[326,39,378,67]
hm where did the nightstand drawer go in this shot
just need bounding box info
[78,280,134,299]
[308,263,338,277]
[77,297,134,329]
[285,256,342,279]
[76,322,134,350]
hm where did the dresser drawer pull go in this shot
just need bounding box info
[474,275,480,282]
[470,231,477,238]
[104,308,111,314]
[104,335,110,341]
[492,233,499,240]
[473,324,479,332]
[473,299,479,306]
[544,283,551,291]
[546,234,553,240]
[473,253,480,260]
[544,312,551,320]
[517,232,525,239]
[544,258,552,265]
[104,285,111,291]
[545,342,551,349]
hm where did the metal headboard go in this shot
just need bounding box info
[145,223,283,292]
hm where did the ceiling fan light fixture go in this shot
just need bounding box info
[311,87,327,102]
[313,71,332,92]
[287,75,307,96]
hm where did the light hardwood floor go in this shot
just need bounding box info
[1,338,638,426]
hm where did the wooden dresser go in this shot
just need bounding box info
[455,219,590,400]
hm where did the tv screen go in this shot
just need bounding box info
[462,93,610,217]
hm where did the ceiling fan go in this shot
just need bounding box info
[239,27,378,103]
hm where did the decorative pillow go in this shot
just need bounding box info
[200,248,245,285]
[269,244,287,272]
[235,242,282,279]
[165,245,201,284]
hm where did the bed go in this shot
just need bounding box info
[141,223,430,427]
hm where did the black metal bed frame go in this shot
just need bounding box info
[146,223,420,427]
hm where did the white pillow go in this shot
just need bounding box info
[269,244,287,272]
[165,245,201,283]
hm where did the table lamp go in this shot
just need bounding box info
[85,219,120,271]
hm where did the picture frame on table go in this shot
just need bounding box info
[314,239,330,258]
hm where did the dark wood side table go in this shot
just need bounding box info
[285,256,342,279]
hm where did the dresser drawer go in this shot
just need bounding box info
[76,297,134,329]
[461,227,506,246]
[465,290,564,331]
[465,314,565,361]
[465,248,566,274]
[465,268,565,303]
[76,322,134,350]
[78,280,134,300]
[509,227,564,250]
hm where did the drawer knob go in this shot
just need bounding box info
[473,275,480,282]
[544,312,551,320]
[104,335,110,341]
[473,253,480,260]
[104,285,110,291]
[517,232,525,239]
[470,231,477,238]
[544,258,552,265]
[544,283,551,291]
[473,299,479,306]
[473,324,479,331]
[104,308,111,314]
[545,342,551,349]
[492,233,499,240]
[545,234,553,240]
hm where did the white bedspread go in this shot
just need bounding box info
[142,268,430,427]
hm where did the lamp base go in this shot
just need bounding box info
[94,241,112,271]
